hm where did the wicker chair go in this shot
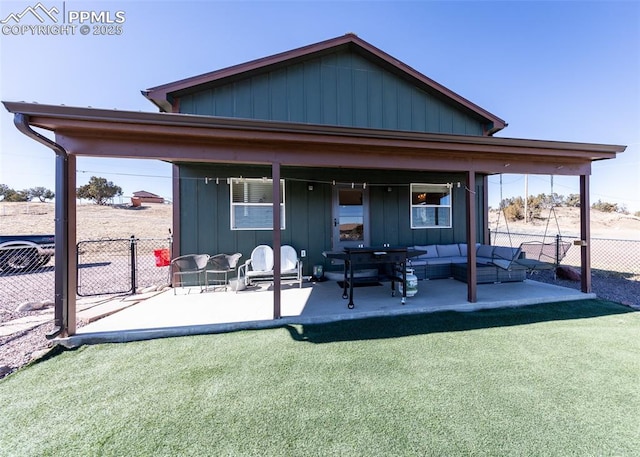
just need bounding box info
[205,253,242,291]
[170,254,210,294]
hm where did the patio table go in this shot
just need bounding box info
[323,247,424,309]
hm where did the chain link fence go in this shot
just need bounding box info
[3,231,638,309]
[0,244,56,307]
[77,236,172,296]
[490,231,640,277]
[0,236,172,308]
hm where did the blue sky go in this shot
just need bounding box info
[1,0,638,211]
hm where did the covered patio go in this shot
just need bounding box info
[62,277,595,346]
[1,100,624,340]
[1,34,625,340]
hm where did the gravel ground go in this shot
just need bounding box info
[532,269,640,309]
[0,320,57,379]
[1,271,639,380]
[0,307,90,380]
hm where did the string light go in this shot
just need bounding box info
[205,177,468,191]
[80,169,469,193]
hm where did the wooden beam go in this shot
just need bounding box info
[466,170,477,302]
[272,162,282,319]
[482,175,490,245]
[55,134,597,177]
[580,175,591,293]
[171,164,180,259]
[66,154,77,335]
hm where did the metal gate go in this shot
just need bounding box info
[77,236,172,296]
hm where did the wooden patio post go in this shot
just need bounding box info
[466,170,477,302]
[272,162,282,319]
[482,175,490,245]
[66,154,78,335]
[580,174,592,293]
[171,164,181,260]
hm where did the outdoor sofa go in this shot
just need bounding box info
[409,243,527,283]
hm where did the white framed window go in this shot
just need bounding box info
[230,178,285,230]
[410,183,452,229]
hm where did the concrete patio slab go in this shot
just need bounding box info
[76,289,168,323]
[0,314,51,337]
[59,278,596,347]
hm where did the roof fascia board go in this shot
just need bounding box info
[142,34,356,112]
[50,120,620,161]
[55,134,594,177]
[346,36,507,133]
[144,34,354,94]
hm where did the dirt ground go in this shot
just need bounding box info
[488,206,640,240]
[3,202,637,241]
[0,201,173,240]
[0,202,173,378]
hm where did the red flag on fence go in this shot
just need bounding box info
[154,249,171,267]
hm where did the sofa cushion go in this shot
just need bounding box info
[425,258,454,265]
[492,258,514,270]
[493,246,520,261]
[449,256,468,264]
[458,243,468,256]
[415,245,438,259]
[476,245,494,258]
[436,244,461,257]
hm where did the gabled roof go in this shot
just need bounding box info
[142,33,507,135]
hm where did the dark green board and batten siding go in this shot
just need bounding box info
[178,50,486,135]
[178,164,486,274]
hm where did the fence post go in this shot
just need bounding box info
[130,235,137,295]
[168,233,173,286]
[555,234,561,266]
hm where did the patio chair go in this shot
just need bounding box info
[237,245,274,289]
[280,245,303,288]
[237,244,303,290]
[205,252,242,292]
[170,254,210,294]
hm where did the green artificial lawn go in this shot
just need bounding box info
[1,299,639,456]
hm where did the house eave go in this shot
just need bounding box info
[3,101,624,172]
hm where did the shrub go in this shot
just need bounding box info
[500,197,524,221]
[591,200,626,213]
[565,194,581,207]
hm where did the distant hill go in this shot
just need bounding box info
[0,202,172,240]
[1,202,638,241]
[489,207,640,240]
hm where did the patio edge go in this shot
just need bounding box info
[55,292,597,348]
